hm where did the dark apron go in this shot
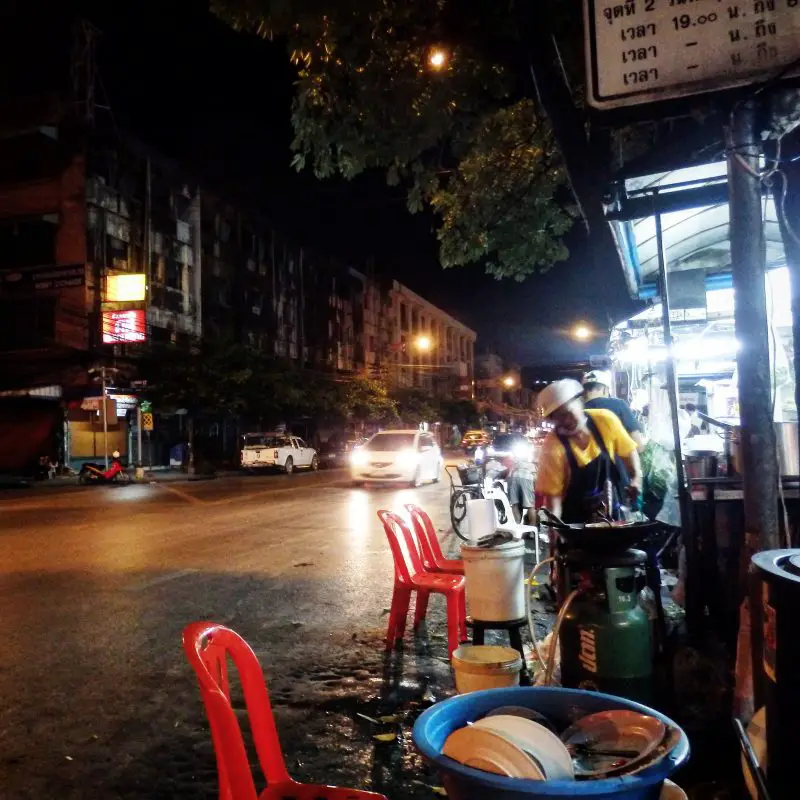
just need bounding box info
[558,416,623,524]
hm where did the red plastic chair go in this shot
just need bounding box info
[182,622,388,800]
[378,510,467,658]
[405,504,464,575]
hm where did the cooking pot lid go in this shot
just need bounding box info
[752,549,800,584]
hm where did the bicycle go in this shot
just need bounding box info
[445,462,512,542]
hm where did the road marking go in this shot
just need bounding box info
[125,569,199,592]
[158,484,205,504]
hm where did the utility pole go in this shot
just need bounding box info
[728,99,780,555]
[728,99,780,720]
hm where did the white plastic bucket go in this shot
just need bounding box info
[461,540,526,622]
[451,645,522,694]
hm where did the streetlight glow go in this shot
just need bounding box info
[572,323,592,341]
[503,376,515,388]
[427,47,448,70]
[415,335,433,352]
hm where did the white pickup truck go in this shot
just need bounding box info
[240,433,319,473]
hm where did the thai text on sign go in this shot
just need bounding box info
[583,0,800,109]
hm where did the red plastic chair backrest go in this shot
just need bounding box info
[182,622,291,800]
[404,504,445,569]
[377,509,425,583]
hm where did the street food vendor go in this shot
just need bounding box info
[536,379,643,523]
[582,369,645,450]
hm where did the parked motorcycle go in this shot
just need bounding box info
[78,455,132,485]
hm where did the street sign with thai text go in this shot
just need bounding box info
[584,0,800,110]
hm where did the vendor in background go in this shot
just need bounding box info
[582,370,645,450]
[537,379,642,523]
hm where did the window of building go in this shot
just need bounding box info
[0,296,56,349]
[107,235,129,270]
[400,303,408,329]
[0,215,58,269]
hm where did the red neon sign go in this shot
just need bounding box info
[102,309,146,343]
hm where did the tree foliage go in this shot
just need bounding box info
[142,339,400,426]
[212,0,576,280]
[143,339,255,419]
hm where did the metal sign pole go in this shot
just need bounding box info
[101,366,109,469]
[137,403,143,466]
[653,193,696,627]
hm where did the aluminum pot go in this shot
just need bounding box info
[775,422,799,476]
[685,454,717,481]
[725,423,799,476]
[724,429,742,476]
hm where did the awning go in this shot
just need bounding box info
[608,161,787,298]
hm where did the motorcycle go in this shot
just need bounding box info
[78,458,132,485]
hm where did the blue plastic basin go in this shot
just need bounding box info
[412,687,689,800]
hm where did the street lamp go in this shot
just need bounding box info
[415,334,433,352]
[427,47,449,70]
[503,375,515,388]
[571,323,593,341]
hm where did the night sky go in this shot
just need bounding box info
[81,0,640,369]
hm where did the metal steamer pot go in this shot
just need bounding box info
[723,423,799,477]
[684,451,718,481]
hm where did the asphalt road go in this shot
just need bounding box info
[0,468,462,799]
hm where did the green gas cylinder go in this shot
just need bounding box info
[558,551,654,704]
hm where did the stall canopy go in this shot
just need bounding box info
[608,161,786,299]
[606,160,796,422]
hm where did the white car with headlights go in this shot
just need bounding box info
[474,433,535,465]
[350,430,442,487]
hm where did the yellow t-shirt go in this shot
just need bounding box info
[536,408,637,497]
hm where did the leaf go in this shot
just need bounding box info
[373,733,397,742]
[378,714,399,724]
[215,0,575,280]
[431,788,448,797]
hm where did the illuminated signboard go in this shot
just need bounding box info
[105,273,146,302]
[102,309,147,343]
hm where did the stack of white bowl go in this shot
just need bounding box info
[442,712,574,781]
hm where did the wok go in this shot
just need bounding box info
[540,509,661,551]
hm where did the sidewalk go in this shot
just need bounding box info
[0,468,226,491]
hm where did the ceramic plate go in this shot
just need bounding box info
[661,779,688,799]
[442,726,545,780]
[605,725,681,778]
[473,715,575,780]
[560,710,666,778]
[484,705,557,732]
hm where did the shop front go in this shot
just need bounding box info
[607,160,799,648]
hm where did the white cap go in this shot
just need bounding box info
[538,379,584,417]
[583,369,613,390]
[112,450,120,458]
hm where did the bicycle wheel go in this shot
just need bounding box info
[450,488,479,542]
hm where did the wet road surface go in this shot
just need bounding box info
[0,470,461,799]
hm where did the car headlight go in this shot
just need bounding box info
[395,449,420,468]
[350,450,368,467]
[512,443,532,460]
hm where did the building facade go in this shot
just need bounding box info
[0,120,476,470]
[379,282,476,399]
